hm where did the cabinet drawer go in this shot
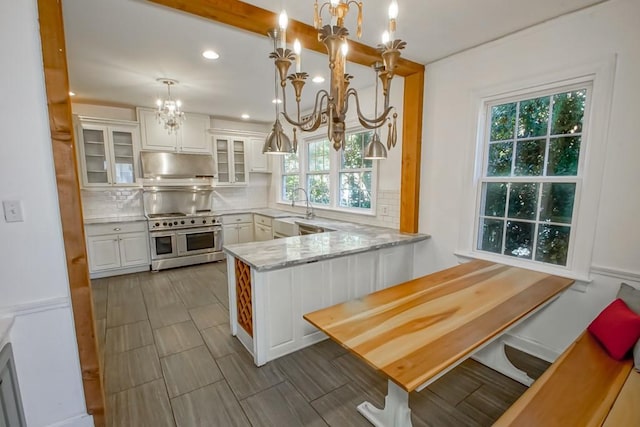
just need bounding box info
[254,214,272,227]
[221,213,253,224]
[85,221,147,236]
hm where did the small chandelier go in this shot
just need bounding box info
[156,78,185,135]
[269,0,405,156]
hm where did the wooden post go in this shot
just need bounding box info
[36,0,106,425]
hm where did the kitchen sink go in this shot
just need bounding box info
[297,223,330,235]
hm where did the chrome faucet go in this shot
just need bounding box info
[291,187,315,219]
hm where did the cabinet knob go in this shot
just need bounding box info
[113,227,121,231]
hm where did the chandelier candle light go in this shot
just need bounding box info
[264,0,406,158]
[156,78,185,135]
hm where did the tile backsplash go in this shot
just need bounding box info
[81,188,143,218]
[212,183,269,211]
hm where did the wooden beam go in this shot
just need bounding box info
[400,70,424,233]
[147,0,424,77]
[36,1,106,426]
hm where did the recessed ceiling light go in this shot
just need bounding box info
[69,91,76,96]
[202,50,220,60]
[272,98,282,104]
[312,76,325,84]
[241,113,250,120]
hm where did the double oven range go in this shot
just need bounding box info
[147,211,224,271]
[143,186,223,271]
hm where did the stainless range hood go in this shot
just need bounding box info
[140,151,216,179]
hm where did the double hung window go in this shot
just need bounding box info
[477,85,588,267]
[280,129,376,213]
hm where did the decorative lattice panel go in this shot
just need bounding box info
[235,259,253,337]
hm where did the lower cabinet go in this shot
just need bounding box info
[221,214,255,246]
[0,344,25,427]
[85,221,150,278]
[253,214,273,241]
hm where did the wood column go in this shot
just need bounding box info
[147,0,425,232]
[36,1,105,425]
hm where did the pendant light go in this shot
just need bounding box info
[364,63,388,159]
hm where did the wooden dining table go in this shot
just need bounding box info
[303,259,575,427]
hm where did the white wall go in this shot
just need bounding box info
[0,1,91,426]
[418,0,640,358]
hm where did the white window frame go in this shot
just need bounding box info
[277,126,378,215]
[455,56,617,282]
[475,83,590,271]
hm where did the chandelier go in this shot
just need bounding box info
[266,0,405,158]
[156,78,185,135]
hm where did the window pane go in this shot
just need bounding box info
[551,90,586,135]
[308,140,330,172]
[539,183,576,224]
[307,174,330,205]
[518,96,550,138]
[547,137,580,176]
[487,142,513,177]
[339,172,372,209]
[490,103,516,141]
[282,175,300,201]
[283,153,299,173]
[342,131,373,169]
[504,221,534,259]
[478,219,504,254]
[482,183,507,217]
[514,139,545,176]
[508,183,539,220]
[536,224,571,266]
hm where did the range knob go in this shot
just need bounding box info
[155,222,160,227]
[191,220,195,224]
[173,221,178,225]
[180,220,185,225]
[202,219,207,224]
[168,223,173,227]
[162,222,167,226]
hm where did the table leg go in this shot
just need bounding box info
[472,338,534,386]
[357,380,412,427]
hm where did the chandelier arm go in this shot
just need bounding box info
[280,88,330,129]
[347,88,393,127]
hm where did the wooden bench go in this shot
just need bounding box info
[494,331,640,426]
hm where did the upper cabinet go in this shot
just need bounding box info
[248,136,271,173]
[75,116,140,188]
[137,108,211,154]
[213,135,248,185]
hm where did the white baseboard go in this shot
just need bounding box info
[46,413,94,427]
[503,333,561,363]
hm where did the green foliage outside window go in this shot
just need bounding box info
[479,88,586,266]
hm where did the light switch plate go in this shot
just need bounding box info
[3,200,24,222]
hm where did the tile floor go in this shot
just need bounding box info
[92,261,549,427]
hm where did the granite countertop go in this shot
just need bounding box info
[213,208,299,218]
[84,215,147,224]
[224,217,430,272]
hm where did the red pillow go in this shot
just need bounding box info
[588,298,640,360]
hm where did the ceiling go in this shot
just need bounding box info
[62,0,607,123]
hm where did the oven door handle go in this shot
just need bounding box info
[149,230,178,238]
[175,226,221,236]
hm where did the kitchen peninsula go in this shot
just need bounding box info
[223,218,430,366]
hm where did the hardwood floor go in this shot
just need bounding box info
[92,262,549,427]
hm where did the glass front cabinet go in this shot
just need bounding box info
[213,135,247,185]
[76,116,140,188]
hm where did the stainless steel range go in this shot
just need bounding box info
[147,211,224,271]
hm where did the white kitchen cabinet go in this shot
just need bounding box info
[0,345,25,427]
[85,222,150,278]
[222,214,254,245]
[213,135,248,185]
[248,136,271,173]
[253,214,273,241]
[76,117,140,188]
[138,108,211,154]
